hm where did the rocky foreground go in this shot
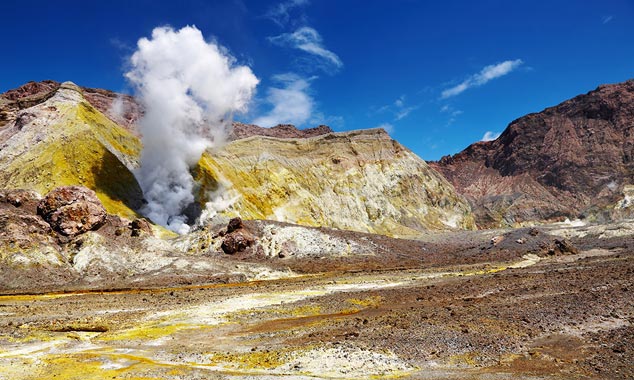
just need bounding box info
[0,183,633,379]
[0,215,632,379]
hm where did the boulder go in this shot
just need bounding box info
[221,232,255,254]
[130,218,153,237]
[37,186,106,236]
[221,217,255,254]
[226,217,243,234]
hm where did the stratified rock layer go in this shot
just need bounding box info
[432,79,634,228]
[197,128,475,237]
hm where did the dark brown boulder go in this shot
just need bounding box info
[37,186,107,236]
[220,217,255,254]
[221,231,255,254]
[226,217,243,234]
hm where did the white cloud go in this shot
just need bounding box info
[376,123,394,134]
[602,15,614,24]
[395,106,417,120]
[269,27,343,72]
[441,59,523,99]
[252,73,314,128]
[481,131,501,141]
[265,0,310,27]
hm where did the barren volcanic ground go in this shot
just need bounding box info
[0,225,632,380]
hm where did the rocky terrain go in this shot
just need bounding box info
[0,79,633,379]
[432,80,634,228]
[197,127,474,237]
[0,80,473,236]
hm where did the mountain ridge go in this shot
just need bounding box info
[432,78,634,227]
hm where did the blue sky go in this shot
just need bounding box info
[1,0,633,160]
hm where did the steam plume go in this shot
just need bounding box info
[126,26,259,233]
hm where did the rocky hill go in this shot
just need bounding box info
[432,79,634,228]
[0,80,474,237]
[197,128,475,237]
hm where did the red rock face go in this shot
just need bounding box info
[81,87,142,133]
[432,79,634,228]
[37,186,107,236]
[230,122,333,141]
[2,81,60,101]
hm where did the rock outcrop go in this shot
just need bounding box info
[197,128,475,237]
[37,186,107,236]
[230,122,333,141]
[432,79,634,228]
[0,81,143,219]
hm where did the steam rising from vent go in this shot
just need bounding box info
[126,26,259,234]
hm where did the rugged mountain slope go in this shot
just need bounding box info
[0,82,143,218]
[0,81,474,236]
[196,128,475,237]
[432,79,634,228]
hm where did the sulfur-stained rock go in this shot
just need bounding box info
[38,186,107,236]
[0,81,144,220]
[196,128,475,238]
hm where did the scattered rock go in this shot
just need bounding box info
[226,217,243,234]
[130,218,152,237]
[491,235,504,246]
[553,238,579,255]
[37,186,106,237]
[1,189,41,211]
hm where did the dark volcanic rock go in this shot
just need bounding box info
[230,122,333,141]
[38,186,107,236]
[226,217,243,234]
[221,232,255,254]
[221,217,255,254]
[432,79,634,228]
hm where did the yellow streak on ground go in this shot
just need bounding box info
[0,255,545,378]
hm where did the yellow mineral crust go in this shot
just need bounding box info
[198,128,475,237]
[0,82,142,219]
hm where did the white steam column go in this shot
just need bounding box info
[126,26,259,234]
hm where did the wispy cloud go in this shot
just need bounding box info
[264,0,310,27]
[375,95,419,121]
[252,73,314,128]
[269,27,343,72]
[481,131,501,141]
[602,15,614,24]
[441,59,523,99]
[440,104,463,126]
[376,123,395,134]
